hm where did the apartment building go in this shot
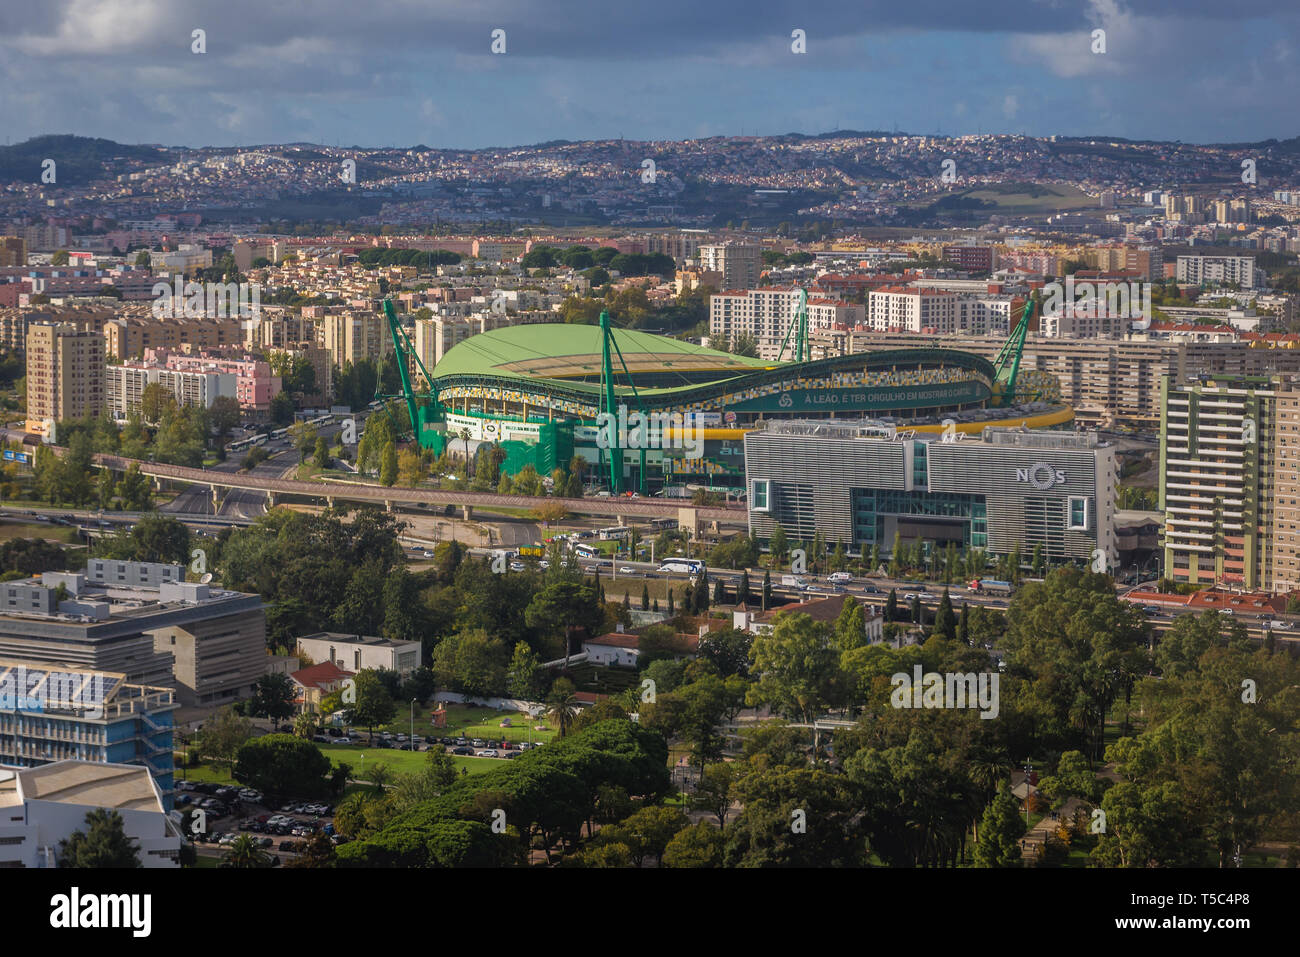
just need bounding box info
[0,236,27,267]
[321,309,394,367]
[942,244,997,273]
[105,362,237,420]
[1080,245,1163,281]
[698,242,762,291]
[103,316,243,360]
[709,288,864,356]
[25,323,105,436]
[143,350,280,414]
[1159,375,1277,590]
[867,287,959,333]
[413,315,500,382]
[1176,255,1257,289]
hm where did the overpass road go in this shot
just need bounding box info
[92,453,747,525]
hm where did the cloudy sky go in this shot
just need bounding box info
[1,0,1296,148]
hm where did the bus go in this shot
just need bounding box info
[647,517,678,531]
[248,434,269,447]
[658,558,704,575]
[598,526,632,541]
[270,427,289,440]
[309,414,333,427]
[572,543,600,559]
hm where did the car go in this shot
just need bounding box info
[395,734,407,742]
[422,550,435,558]
[861,585,881,594]
[440,737,455,745]
[619,566,636,573]
[335,737,352,745]
[501,750,521,759]
[509,561,526,571]
[516,741,532,750]
[475,749,498,758]
[279,840,298,852]
[452,746,473,755]
[538,560,550,570]
[471,739,485,748]
[902,592,924,602]
[326,727,343,737]
[455,737,469,746]
[256,837,274,848]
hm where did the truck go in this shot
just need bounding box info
[969,579,1013,596]
[780,575,809,590]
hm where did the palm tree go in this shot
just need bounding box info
[458,427,472,477]
[222,834,271,868]
[293,711,318,740]
[545,678,580,739]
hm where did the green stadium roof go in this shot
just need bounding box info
[430,323,776,386]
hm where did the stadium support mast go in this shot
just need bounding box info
[991,297,1035,407]
[375,298,443,450]
[775,286,809,363]
[598,310,648,496]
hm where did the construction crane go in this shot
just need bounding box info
[373,298,444,450]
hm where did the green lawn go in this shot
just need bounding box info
[372,704,556,745]
[0,520,83,544]
[318,743,499,781]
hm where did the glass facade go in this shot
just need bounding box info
[851,488,987,550]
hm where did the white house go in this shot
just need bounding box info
[296,632,421,677]
[0,760,182,868]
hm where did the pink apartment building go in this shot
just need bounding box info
[144,349,282,414]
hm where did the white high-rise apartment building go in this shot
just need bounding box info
[1176,255,1256,289]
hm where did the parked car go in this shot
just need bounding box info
[452,747,473,755]
[335,737,352,745]
[475,749,498,758]
[279,840,298,852]
[471,739,485,748]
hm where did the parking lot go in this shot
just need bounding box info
[175,780,342,863]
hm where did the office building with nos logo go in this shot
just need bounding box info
[745,422,1116,563]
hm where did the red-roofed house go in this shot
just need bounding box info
[290,661,354,713]
[734,594,883,642]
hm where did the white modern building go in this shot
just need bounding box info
[295,632,421,677]
[0,760,182,868]
[1175,255,1257,289]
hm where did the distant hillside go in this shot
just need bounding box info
[0,135,168,186]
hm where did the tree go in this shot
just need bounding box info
[698,627,753,677]
[51,249,70,266]
[690,761,740,827]
[396,448,425,487]
[222,833,272,868]
[747,613,840,726]
[886,588,898,622]
[934,587,956,640]
[58,808,141,868]
[506,641,545,701]
[973,785,1023,868]
[379,441,398,487]
[209,395,242,443]
[313,436,331,469]
[768,525,789,566]
[233,734,333,800]
[199,706,253,774]
[350,670,397,741]
[249,673,297,729]
[137,382,171,425]
[269,391,295,426]
[762,569,772,610]
[738,569,751,604]
[546,677,580,738]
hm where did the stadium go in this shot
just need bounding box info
[422,320,1073,493]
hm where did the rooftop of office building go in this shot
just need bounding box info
[0,760,163,812]
[753,419,1105,449]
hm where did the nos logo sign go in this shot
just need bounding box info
[1016,463,1065,490]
